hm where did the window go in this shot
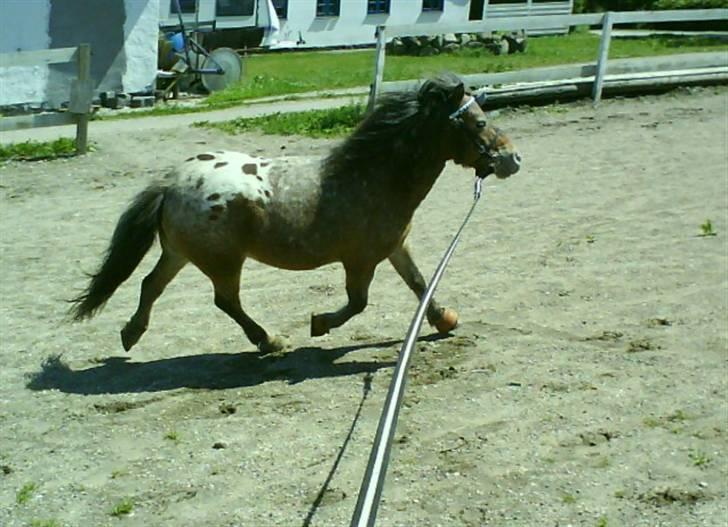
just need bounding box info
[422,0,443,10]
[170,0,196,14]
[316,0,340,17]
[367,0,390,14]
[216,0,254,16]
[272,0,288,18]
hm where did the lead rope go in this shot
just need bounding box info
[350,175,485,527]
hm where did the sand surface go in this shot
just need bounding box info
[1,87,727,527]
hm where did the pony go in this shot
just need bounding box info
[70,72,520,353]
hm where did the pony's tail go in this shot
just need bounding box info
[69,183,167,321]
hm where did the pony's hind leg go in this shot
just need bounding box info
[207,261,286,354]
[388,243,458,333]
[311,264,375,337]
[121,248,187,351]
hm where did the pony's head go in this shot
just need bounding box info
[418,73,521,179]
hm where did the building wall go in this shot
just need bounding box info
[0,0,159,108]
[276,0,471,48]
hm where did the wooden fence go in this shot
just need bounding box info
[368,8,728,108]
[0,43,92,153]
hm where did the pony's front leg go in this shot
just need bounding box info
[388,243,458,333]
[311,264,375,337]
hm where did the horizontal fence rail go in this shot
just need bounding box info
[368,8,728,108]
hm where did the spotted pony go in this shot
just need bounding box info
[70,72,520,353]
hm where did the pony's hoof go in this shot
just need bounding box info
[310,314,330,337]
[120,322,144,351]
[259,336,287,354]
[433,308,459,334]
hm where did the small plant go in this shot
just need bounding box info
[699,219,717,237]
[562,494,577,504]
[164,430,180,442]
[0,138,79,161]
[110,497,134,517]
[16,482,37,504]
[689,449,711,467]
[668,409,689,422]
[110,468,128,479]
[31,520,61,527]
[596,516,609,527]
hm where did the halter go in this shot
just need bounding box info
[448,91,491,160]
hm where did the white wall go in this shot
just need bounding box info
[277,0,472,48]
[0,0,159,108]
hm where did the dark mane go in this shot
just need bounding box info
[323,73,463,180]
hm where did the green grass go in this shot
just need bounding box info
[109,498,134,517]
[699,219,717,236]
[30,520,61,527]
[0,138,78,161]
[211,33,726,104]
[194,103,365,138]
[108,32,727,120]
[16,482,37,505]
[689,449,712,467]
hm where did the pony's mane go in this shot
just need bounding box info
[322,77,459,180]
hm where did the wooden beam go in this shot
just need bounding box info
[73,43,91,155]
[0,113,76,132]
[0,47,77,67]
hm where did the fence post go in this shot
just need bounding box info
[74,43,91,154]
[592,11,614,105]
[367,26,386,113]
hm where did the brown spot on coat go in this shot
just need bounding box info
[207,193,221,201]
[255,175,263,182]
[185,157,195,162]
[195,177,204,189]
[214,161,228,169]
[260,161,270,167]
[264,190,271,198]
[242,163,258,175]
[210,204,225,212]
[197,153,215,161]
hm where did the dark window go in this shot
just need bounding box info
[488,0,527,4]
[367,0,390,14]
[216,0,255,16]
[272,0,288,18]
[316,0,340,17]
[170,0,196,14]
[422,0,443,10]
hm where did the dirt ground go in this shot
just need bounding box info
[1,87,726,527]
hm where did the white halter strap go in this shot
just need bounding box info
[448,96,476,120]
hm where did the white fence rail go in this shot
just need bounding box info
[369,8,728,107]
[0,44,92,153]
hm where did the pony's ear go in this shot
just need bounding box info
[418,73,465,112]
[446,81,465,109]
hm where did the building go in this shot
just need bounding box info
[0,0,159,108]
[159,0,574,50]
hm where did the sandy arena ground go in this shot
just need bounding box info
[1,87,726,527]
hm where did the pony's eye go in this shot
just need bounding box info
[476,121,487,129]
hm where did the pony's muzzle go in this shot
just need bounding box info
[494,151,521,178]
